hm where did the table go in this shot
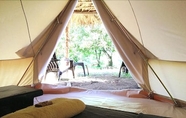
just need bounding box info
[0,85,43,117]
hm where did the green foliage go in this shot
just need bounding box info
[55,23,116,68]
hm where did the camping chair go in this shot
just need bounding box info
[74,62,88,76]
[61,59,75,78]
[61,60,89,78]
[46,53,62,80]
[118,61,128,77]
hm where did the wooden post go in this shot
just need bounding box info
[65,25,69,59]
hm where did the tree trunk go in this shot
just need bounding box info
[102,48,113,67]
[108,56,113,67]
[65,25,69,59]
[95,49,101,68]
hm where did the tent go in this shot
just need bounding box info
[1,0,186,117]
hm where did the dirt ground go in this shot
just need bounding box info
[59,68,140,90]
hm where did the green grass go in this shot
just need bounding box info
[75,68,132,79]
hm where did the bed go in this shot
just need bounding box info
[32,84,186,118]
[73,105,167,118]
[2,97,167,118]
[0,85,43,117]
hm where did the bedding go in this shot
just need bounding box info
[0,85,43,117]
[73,105,167,118]
[2,98,85,118]
[34,87,186,118]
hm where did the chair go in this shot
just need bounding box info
[61,60,89,78]
[74,62,86,76]
[61,60,75,78]
[46,53,62,80]
[118,61,128,77]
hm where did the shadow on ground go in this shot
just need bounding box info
[59,68,140,90]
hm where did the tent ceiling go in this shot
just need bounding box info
[1,1,186,60]
[104,1,186,61]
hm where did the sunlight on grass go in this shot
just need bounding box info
[75,68,132,79]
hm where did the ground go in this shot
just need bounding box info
[59,68,140,90]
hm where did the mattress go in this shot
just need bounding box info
[73,105,167,118]
[34,86,186,118]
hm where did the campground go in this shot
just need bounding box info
[58,68,140,90]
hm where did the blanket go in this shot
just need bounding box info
[2,98,85,118]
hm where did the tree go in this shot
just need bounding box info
[56,23,116,68]
[102,33,115,67]
[90,24,115,67]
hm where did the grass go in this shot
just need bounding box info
[59,67,139,90]
[74,67,132,79]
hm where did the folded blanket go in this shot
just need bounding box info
[3,98,85,118]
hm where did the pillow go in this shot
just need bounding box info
[3,98,85,118]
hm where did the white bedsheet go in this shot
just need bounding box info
[34,89,186,118]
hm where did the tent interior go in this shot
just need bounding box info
[1,0,186,117]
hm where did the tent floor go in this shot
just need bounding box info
[34,87,186,118]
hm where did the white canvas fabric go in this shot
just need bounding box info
[0,0,186,105]
[0,0,77,86]
[93,0,186,102]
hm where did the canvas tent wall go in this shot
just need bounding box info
[0,0,186,105]
[0,0,76,85]
[93,0,186,104]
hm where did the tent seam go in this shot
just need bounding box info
[128,0,144,46]
[20,0,35,56]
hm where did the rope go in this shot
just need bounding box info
[18,0,74,85]
[128,0,144,45]
[100,0,151,92]
[18,0,35,85]
[20,0,35,56]
[18,0,58,85]
[102,1,179,106]
[127,0,179,106]
[100,0,179,106]
[17,59,34,86]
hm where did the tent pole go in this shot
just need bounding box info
[65,23,69,59]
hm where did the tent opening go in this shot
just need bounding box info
[43,0,140,90]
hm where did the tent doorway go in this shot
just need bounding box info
[43,0,140,90]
